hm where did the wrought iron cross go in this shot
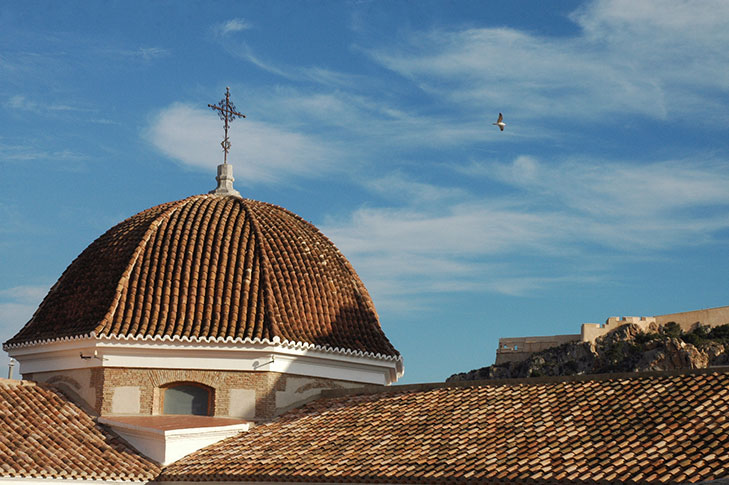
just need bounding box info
[208,87,245,164]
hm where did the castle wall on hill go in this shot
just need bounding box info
[495,305,729,365]
[495,334,580,365]
[581,316,657,344]
[655,306,729,330]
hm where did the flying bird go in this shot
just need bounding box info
[493,113,506,131]
[492,113,506,131]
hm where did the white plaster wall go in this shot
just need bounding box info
[111,386,141,414]
[30,368,96,411]
[228,389,256,419]
[276,377,360,411]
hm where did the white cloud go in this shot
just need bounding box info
[4,95,92,114]
[323,155,729,303]
[248,87,490,154]
[220,45,364,86]
[218,18,251,36]
[486,156,729,227]
[0,286,48,304]
[0,285,49,351]
[0,301,34,373]
[146,103,340,184]
[98,46,170,62]
[236,47,293,78]
[0,302,33,335]
[0,141,86,163]
[326,201,566,258]
[5,95,25,110]
[367,0,729,124]
[301,67,371,89]
[364,173,468,203]
[144,2,729,309]
[322,198,577,302]
[137,47,169,61]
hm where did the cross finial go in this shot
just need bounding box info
[208,87,245,164]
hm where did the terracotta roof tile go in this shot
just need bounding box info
[0,378,159,480]
[160,369,729,483]
[5,195,398,357]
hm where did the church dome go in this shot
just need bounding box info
[6,194,398,358]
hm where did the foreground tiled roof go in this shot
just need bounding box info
[160,368,729,484]
[0,378,159,480]
[5,195,397,358]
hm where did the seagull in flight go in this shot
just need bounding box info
[493,113,506,131]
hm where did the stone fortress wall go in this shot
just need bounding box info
[495,305,729,365]
[495,334,580,365]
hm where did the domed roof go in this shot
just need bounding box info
[6,195,398,358]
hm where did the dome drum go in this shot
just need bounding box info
[5,194,402,421]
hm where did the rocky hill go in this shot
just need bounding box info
[447,322,729,382]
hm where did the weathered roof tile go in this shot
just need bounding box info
[5,195,398,358]
[0,378,159,480]
[160,369,729,484]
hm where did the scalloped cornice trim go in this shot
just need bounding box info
[4,331,403,363]
[3,332,95,351]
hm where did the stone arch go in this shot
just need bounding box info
[44,375,97,415]
[46,374,82,390]
[146,369,224,388]
[145,369,223,415]
[160,381,215,416]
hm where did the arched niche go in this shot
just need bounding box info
[161,382,214,416]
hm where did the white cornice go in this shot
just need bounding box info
[8,334,404,385]
[5,332,401,362]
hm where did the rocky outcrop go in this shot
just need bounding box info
[634,337,707,371]
[447,323,729,382]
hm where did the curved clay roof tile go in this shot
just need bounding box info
[5,195,398,357]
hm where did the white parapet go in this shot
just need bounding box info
[98,416,250,465]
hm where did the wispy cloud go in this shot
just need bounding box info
[465,155,729,213]
[366,0,729,124]
[89,118,120,125]
[0,141,86,163]
[213,26,374,90]
[151,2,729,313]
[364,173,468,203]
[247,87,490,155]
[5,95,93,114]
[98,46,170,62]
[232,45,293,79]
[217,18,251,36]
[323,155,729,304]
[137,47,170,61]
[0,286,48,304]
[300,67,373,90]
[0,285,49,348]
[146,103,341,184]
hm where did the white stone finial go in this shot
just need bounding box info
[210,163,241,197]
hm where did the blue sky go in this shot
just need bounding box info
[1,1,728,384]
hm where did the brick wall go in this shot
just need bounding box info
[30,367,362,421]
